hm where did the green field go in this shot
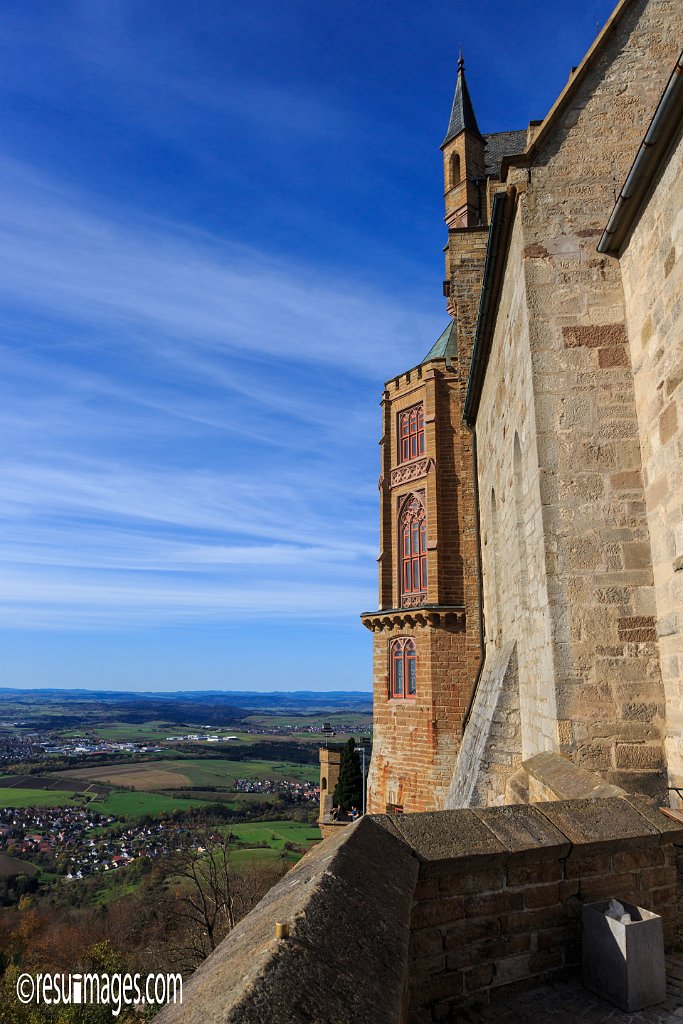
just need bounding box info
[0,756,318,818]
[228,847,296,867]
[0,782,211,817]
[89,791,212,817]
[0,786,84,808]
[227,821,321,851]
[243,712,372,729]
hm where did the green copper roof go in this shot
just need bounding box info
[422,320,457,364]
[443,53,482,146]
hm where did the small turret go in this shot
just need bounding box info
[441,51,486,228]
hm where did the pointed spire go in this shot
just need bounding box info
[442,49,482,146]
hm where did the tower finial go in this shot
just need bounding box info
[442,46,481,146]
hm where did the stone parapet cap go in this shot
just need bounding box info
[360,605,466,632]
[317,814,352,827]
[522,750,628,802]
[385,797,683,875]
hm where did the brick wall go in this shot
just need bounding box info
[365,355,481,814]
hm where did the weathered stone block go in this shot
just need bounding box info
[411,895,465,930]
[562,323,627,349]
[442,916,501,949]
[524,883,561,909]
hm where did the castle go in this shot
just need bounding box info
[363,2,682,817]
[160,4,683,1021]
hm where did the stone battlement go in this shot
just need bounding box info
[156,798,683,1024]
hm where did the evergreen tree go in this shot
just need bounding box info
[332,738,363,812]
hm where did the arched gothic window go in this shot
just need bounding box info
[398,405,425,463]
[400,496,427,603]
[451,153,461,187]
[390,638,417,698]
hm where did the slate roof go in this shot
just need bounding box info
[422,321,457,364]
[484,129,528,177]
[443,57,482,145]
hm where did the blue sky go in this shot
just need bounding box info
[0,0,617,692]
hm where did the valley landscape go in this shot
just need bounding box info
[0,687,371,1020]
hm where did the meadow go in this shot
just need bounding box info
[89,791,212,816]
[0,786,84,808]
[55,757,317,791]
[226,821,321,850]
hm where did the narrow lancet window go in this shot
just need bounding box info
[390,638,417,699]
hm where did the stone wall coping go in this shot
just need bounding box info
[521,750,628,802]
[471,804,571,861]
[390,809,507,874]
[536,797,662,856]
[155,815,418,1024]
[626,796,683,845]
[384,796,683,873]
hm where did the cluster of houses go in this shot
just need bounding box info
[233,777,318,801]
[0,805,180,879]
[0,732,44,764]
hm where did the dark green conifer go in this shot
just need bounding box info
[332,737,363,812]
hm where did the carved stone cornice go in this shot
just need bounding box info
[390,457,434,488]
[360,605,466,633]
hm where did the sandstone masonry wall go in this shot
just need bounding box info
[619,124,683,796]
[471,0,681,800]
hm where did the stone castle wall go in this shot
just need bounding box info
[156,802,683,1024]
[407,798,680,1020]
[619,124,683,796]
[473,210,558,765]
[468,0,681,802]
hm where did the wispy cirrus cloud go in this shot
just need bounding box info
[0,158,431,376]
[0,158,442,630]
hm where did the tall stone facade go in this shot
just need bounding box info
[363,0,683,813]
[617,86,683,795]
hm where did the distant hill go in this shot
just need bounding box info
[0,688,373,728]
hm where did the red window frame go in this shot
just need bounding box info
[390,638,417,699]
[398,405,425,463]
[400,496,427,599]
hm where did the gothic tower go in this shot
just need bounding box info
[362,56,496,814]
[442,52,486,230]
